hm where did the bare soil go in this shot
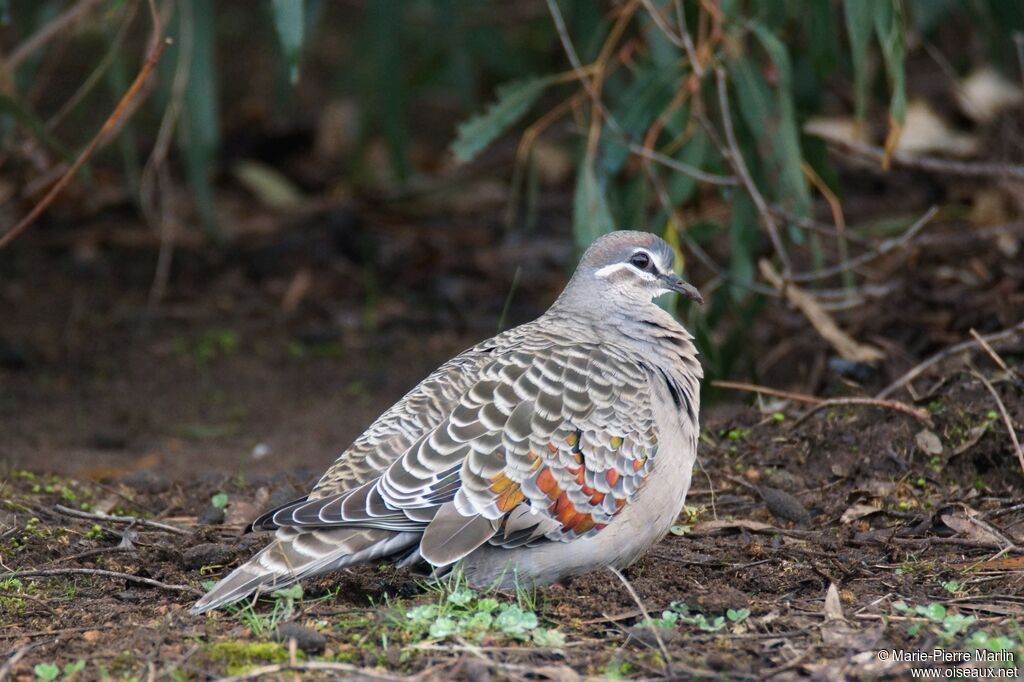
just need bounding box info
[1,207,1023,680]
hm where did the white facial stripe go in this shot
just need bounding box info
[595,262,657,281]
[595,262,631,278]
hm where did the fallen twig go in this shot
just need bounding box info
[971,329,1024,385]
[876,320,1024,399]
[211,661,406,682]
[823,135,1024,181]
[0,568,201,596]
[712,380,932,426]
[608,566,673,678]
[760,259,886,363]
[53,504,190,536]
[970,369,1024,479]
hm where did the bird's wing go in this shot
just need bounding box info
[259,339,659,565]
[316,342,502,495]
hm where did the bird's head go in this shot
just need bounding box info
[562,230,703,308]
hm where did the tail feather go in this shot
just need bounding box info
[191,527,419,614]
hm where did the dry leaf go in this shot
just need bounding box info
[896,100,977,157]
[840,503,882,524]
[690,519,777,536]
[958,67,1024,123]
[939,508,1002,545]
[824,583,844,621]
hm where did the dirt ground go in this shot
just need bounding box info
[2,204,1024,680]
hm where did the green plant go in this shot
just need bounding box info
[210,492,229,510]
[643,602,733,632]
[893,600,1021,660]
[219,583,303,637]
[397,572,563,645]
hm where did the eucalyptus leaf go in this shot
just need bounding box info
[451,76,552,163]
[573,163,616,251]
[270,0,304,84]
[844,0,874,122]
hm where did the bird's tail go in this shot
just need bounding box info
[191,527,419,614]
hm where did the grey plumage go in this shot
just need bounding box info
[192,230,703,614]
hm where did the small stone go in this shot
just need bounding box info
[182,542,235,569]
[758,486,813,526]
[119,470,171,494]
[272,623,326,655]
[915,429,943,456]
[197,505,225,525]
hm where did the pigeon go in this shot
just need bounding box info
[192,230,703,613]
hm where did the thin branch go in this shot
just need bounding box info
[46,1,139,131]
[628,142,738,185]
[787,206,938,283]
[876,320,1024,399]
[607,567,673,678]
[971,329,1024,385]
[970,369,1024,479]
[713,380,933,425]
[7,0,106,70]
[0,568,201,595]
[0,25,168,250]
[713,68,792,276]
[52,504,190,536]
[825,136,1024,181]
[673,0,704,77]
[211,661,406,682]
[639,0,687,48]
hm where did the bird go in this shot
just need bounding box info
[192,230,704,614]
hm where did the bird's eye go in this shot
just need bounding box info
[629,252,652,271]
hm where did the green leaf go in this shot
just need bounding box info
[921,602,946,622]
[844,0,874,122]
[63,660,86,678]
[210,492,229,509]
[180,0,221,238]
[874,0,907,126]
[727,607,750,622]
[429,616,458,639]
[33,663,59,682]
[573,162,616,250]
[451,77,551,163]
[748,23,811,216]
[270,0,304,84]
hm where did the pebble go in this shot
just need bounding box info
[272,623,326,655]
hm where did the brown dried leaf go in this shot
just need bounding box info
[824,583,844,621]
[840,503,882,524]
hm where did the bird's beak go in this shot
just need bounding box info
[658,273,704,305]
